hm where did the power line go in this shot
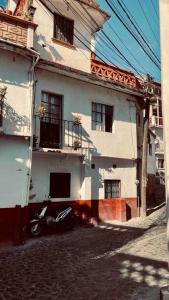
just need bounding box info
[41,0,120,67]
[105,22,149,74]
[116,0,160,64]
[137,0,159,45]
[105,0,160,70]
[63,0,128,67]
[79,1,144,77]
[66,0,146,73]
[111,0,160,65]
[150,0,159,21]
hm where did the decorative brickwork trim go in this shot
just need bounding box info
[91,58,141,89]
[0,14,28,46]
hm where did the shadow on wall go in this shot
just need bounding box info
[35,33,63,62]
[146,174,165,210]
[3,101,29,134]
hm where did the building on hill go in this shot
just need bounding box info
[0,0,156,245]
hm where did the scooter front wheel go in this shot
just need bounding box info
[30,222,42,237]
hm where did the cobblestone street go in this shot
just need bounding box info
[0,207,168,300]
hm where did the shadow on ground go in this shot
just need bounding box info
[0,221,167,300]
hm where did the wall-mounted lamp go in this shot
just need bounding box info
[27,5,36,18]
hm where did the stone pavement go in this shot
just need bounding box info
[0,206,168,300]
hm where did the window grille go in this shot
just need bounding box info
[54,13,74,45]
[105,180,121,198]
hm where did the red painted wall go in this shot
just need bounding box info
[0,198,138,245]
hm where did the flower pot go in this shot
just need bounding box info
[6,10,13,15]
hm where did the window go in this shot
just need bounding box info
[152,99,162,117]
[92,102,113,132]
[40,92,62,148]
[157,158,164,169]
[148,143,152,156]
[50,173,71,198]
[105,180,121,199]
[54,13,74,45]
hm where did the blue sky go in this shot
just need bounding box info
[0,0,160,82]
[96,0,160,82]
[0,0,6,7]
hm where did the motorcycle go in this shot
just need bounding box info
[29,201,75,236]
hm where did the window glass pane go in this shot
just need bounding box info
[96,113,101,123]
[92,102,113,133]
[92,112,97,122]
[54,14,74,45]
[96,103,102,113]
[105,180,120,199]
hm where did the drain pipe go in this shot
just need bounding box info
[26,53,40,207]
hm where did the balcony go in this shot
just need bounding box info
[149,116,163,127]
[0,12,36,48]
[91,57,140,89]
[34,117,82,150]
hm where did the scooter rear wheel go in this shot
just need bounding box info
[30,223,42,237]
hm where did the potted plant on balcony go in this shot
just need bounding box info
[73,113,81,125]
[5,9,13,15]
[73,139,81,150]
[35,105,46,120]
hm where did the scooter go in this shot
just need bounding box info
[29,201,74,236]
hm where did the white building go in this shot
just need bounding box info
[0,0,144,245]
[149,82,164,179]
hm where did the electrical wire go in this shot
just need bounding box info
[105,0,160,70]
[105,22,149,74]
[41,0,119,67]
[137,0,159,45]
[150,0,159,21]
[110,0,160,66]
[64,0,146,72]
[78,1,144,78]
[116,0,160,63]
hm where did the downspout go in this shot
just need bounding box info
[26,54,40,207]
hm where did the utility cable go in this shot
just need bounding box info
[105,0,160,70]
[64,0,146,72]
[79,1,144,78]
[105,22,149,74]
[137,0,159,45]
[109,0,160,66]
[116,0,160,64]
[150,0,159,21]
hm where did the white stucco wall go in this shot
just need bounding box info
[30,154,137,203]
[91,157,137,199]
[34,69,137,160]
[30,153,82,202]
[0,136,30,208]
[33,0,93,73]
[0,50,31,136]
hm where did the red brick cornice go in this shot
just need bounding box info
[0,12,37,28]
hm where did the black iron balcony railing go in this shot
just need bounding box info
[35,117,82,149]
